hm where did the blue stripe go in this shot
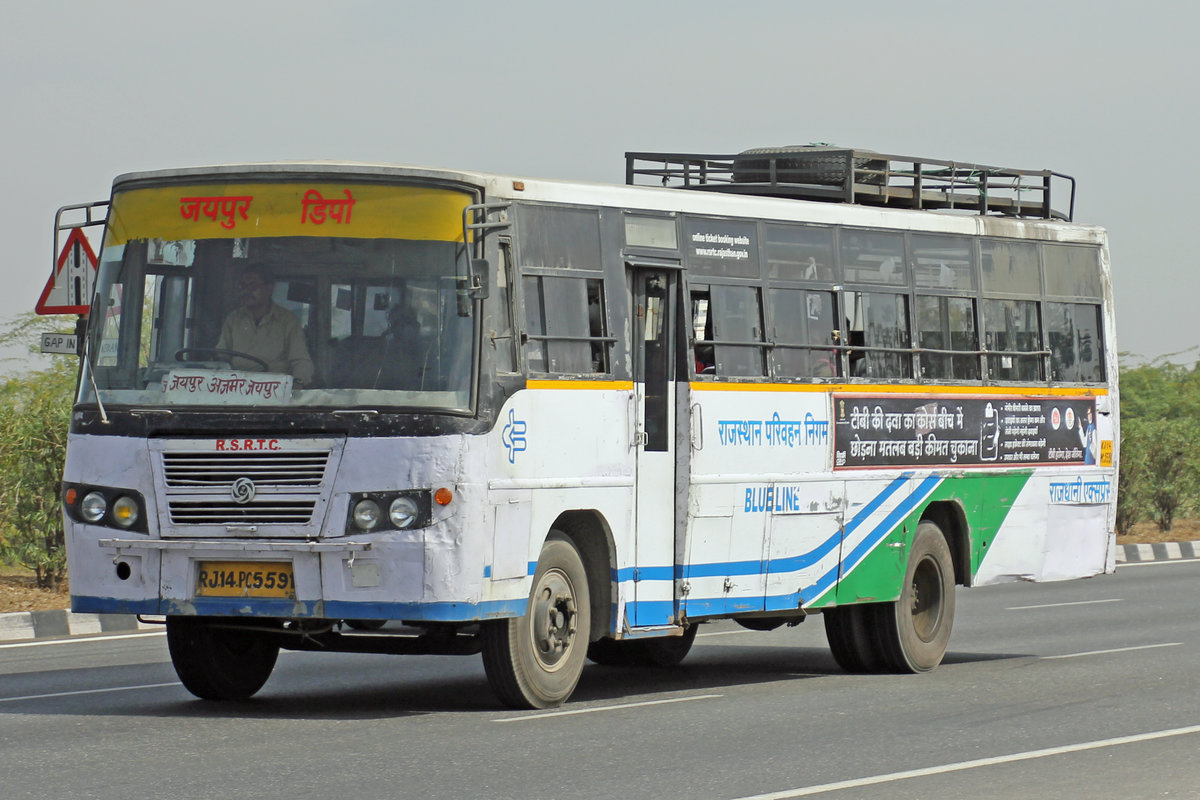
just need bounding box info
[765,528,841,575]
[615,564,676,582]
[678,596,764,618]
[842,475,941,575]
[628,474,916,586]
[72,595,161,616]
[799,474,942,605]
[681,558,765,579]
[843,473,912,537]
[323,598,527,622]
[72,594,529,623]
[624,599,676,625]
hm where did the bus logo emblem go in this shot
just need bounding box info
[231,477,257,504]
[502,408,527,464]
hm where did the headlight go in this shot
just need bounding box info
[80,491,108,524]
[389,496,419,529]
[352,499,382,531]
[111,495,140,529]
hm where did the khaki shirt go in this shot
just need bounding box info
[216,303,314,386]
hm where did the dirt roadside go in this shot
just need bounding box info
[3,520,1197,614]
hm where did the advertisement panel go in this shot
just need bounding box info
[833,395,1099,469]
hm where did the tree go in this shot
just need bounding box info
[1114,418,1144,536]
[0,313,78,588]
[1137,419,1200,532]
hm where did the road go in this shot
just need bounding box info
[2,559,1198,800]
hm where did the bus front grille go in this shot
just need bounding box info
[162,451,330,487]
[167,499,319,525]
[152,438,341,534]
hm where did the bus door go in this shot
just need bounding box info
[629,266,679,627]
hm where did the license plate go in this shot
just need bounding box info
[196,561,295,598]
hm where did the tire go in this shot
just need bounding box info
[586,636,643,666]
[588,624,699,668]
[482,533,591,709]
[823,604,886,673]
[166,616,280,700]
[345,619,386,631]
[732,145,886,186]
[638,623,698,667]
[876,521,956,673]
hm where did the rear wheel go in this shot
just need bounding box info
[166,616,280,700]
[823,604,886,673]
[876,521,956,672]
[482,533,591,709]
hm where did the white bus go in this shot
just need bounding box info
[57,147,1116,708]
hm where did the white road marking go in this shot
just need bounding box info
[729,724,1200,799]
[0,682,179,704]
[0,630,165,650]
[1042,642,1181,660]
[493,693,722,722]
[697,629,752,638]
[1006,598,1121,610]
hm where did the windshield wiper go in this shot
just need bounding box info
[83,331,110,425]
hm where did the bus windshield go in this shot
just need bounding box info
[80,181,478,411]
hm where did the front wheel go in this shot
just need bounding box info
[166,616,280,700]
[481,533,591,709]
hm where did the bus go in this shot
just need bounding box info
[55,147,1116,708]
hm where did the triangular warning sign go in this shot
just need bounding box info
[37,228,97,315]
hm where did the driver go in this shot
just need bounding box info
[216,265,314,386]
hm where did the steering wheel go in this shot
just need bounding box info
[174,347,270,372]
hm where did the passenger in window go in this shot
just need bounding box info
[694,344,716,375]
[217,265,314,387]
[810,349,836,377]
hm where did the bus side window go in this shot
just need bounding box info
[983,298,1044,381]
[522,275,610,375]
[1047,302,1104,382]
[691,289,715,375]
[916,295,979,380]
[710,284,767,377]
[845,290,912,379]
[768,288,838,378]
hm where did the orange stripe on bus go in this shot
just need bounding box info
[525,380,636,391]
[687,382,1108,397]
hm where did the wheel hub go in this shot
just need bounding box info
[910,556,944,642]
[529,568,578,671]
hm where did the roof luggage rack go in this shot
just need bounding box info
[625,146,1076,221]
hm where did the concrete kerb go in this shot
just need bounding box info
[1,542,1196,643]
[1116,540,1200,564]
[0,610,160,643]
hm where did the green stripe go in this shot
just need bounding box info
[831,471,1033,607]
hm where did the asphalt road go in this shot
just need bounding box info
[2,559,1198,800]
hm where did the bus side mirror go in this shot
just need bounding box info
[469,259,490,299]
[75,316,88,358]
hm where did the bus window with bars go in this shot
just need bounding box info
[983,298,1044,381]
[767,288,839,378]
[916,295,979,380]
[522,275,610,374]
[844,290,912,379]
[1046,302,1104,382]
[691,284,767,377]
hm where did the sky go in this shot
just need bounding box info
[1,1,1192,371]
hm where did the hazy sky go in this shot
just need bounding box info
[1,1,1190,369]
